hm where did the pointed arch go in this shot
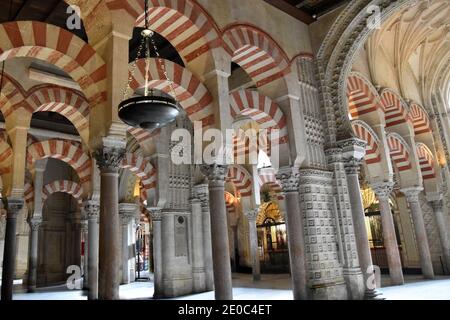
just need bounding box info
[26,139,91,184]
[410,102,431,135]
[227,165,253,197]
[386,133,412,172]
[347,72,382,119]
[0,21,106,107]
[351,120,382,164]
[258,167,283,201]
[416,143,436,180]
[223,24,289,89]
[380,89,410,127]
[42,180,83,206]
[130,58,214,127]
[0,133,12,176]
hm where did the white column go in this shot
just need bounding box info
[191,198,206,292]
[84,201,100,300]
[27,217,42,293]
[245,209,261,281]
[119,203,138,285]
[149,208,163,298]
[81,218,89,290]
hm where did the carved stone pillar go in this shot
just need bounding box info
[149,208,163,298]
[428,197,450,274]
[190,198,206,292]
[401,187,434,279]
[372,183,404,285]
[27,217,42,293]
[119,203,138,285]
[345,159,380,299]
[196,184,214,291]
[84,201,100,300]
[1,199,24,300]
[95,144,125,300]
[245,209,261,281]
[200,164,233,300]
[276,168,308,300]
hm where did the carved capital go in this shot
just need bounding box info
[148,207,163,222]
[200,164,228,187]
[94,146,125,172]
[83,200,100,220]
[28,217,42,231]
[371,182,394,201]
[344,157,364,175]
[276,168,300,193]
[429,199,444,212]
[244,208,259,221]
[401,187,424,204]
[5,198,24,218]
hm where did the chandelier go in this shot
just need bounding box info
[118,0,180,130]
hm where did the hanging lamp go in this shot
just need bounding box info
[118,0,180,130]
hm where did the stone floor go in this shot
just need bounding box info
[7,273,450,300]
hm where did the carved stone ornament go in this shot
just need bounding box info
[94,146,125,172]
[371,182,395,201]
[276,168,300,193]
[84,200,100,219]
[200,164,228,187]
[401,187,424,204]
[28,217,42,231]
[148,207,163,221]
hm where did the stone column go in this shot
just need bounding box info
[428,198,450,274]
[372,183,404,285]
[80,218,89,290]
[1,199,24,300]
[345,159,379,298]
[149,208,163,298]
[196,184,214,291]
[95,145,125,300]
[190,198,206,292]
[276,168,308,300]
[200,164,233,300]
[230,225,239,272]
[245,209,261,281]
[119,203,137,285]
[401,187,434,279]
[26,217,42,293]
[72,217,82,268]
[84,200,100,300]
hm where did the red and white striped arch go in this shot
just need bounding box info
[26,86,90,133]
[347,73,382,118]
[380,89,410,128]
[230,90,288,144]
[416,143,436,180]
[409,103,431,135]
[227,165,253,197]
[106,0,220,64]
[225,192,237,215]
[351,120,382,165]
[130,58,214,128]
[258,168,283,201]
[223,25,289,88]
[0,132,12,176]
[0,21,106,107]
[386,134,412,172]
[42,180,83,205]
[27,139,91,184]
[121,153,157,191]
[0,75,26,117]
[24,182,34,207]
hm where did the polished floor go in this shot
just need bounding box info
[7,274,450,300]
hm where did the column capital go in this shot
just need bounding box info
[244,208,259,221]
[371,182,395,201]
[28,217,42,231]
[80,219,89,232]
[4,198,24,218]
[401,187,424,204]
[148,207,163,222]
[200,164,228,187]
[94,146,125,172]
[344,157,364,175]
[189,197,201,205]
[429,199,444,212]
[83,200,100,220]
[276,167,299,193]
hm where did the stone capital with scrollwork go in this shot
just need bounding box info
[276,167,300,193]
[244,208,259,221]
[401,187,424,204]
[5,198,24,218]
[371,182,394,201]
[83,200,100,221]
[200,164,228,188]
[28,217,42,231]
[148,207,163,222]
[94,143,126,173]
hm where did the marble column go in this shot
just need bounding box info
[230,225,239,272]
[1,199,24,300]
[245,209,261,281]
[276,168,308,300]
[95,146,125,300]
[80,218,89,290]
[26,217,42,293]
[196,184,214,291]
[119,203,137,285]
[200,164,233,300]
[401,187,434,279]
[72,217,82,268]
[84,200,100,300]
[149,208,163,298]
[191,198,206,292]
[345,160,380,298]
[372,183,404,285]
[428,198,450,274]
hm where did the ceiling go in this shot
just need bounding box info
[264,0,349,23]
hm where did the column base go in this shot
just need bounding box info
[364,289,384,300]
